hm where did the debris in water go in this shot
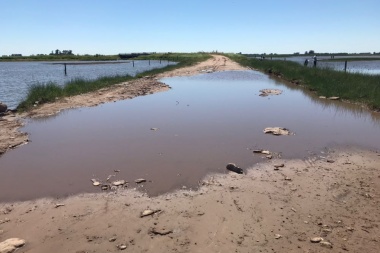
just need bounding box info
[150,128,159,131]
[112,180,126,186]
[328,97,340,100]
[226,163,243,174]
[263,127,291,136]
[135,179,147,184]
[259,89,283,97]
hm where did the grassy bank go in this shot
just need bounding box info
[228,54,380,111]
[17,53,210,111]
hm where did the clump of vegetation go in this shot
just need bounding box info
[228,54,380,110]
[17,53,211,111]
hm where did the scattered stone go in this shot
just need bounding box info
[319,96,326,99]
[263,127,290,136]
[0,218,10,225]
[285,177,292,181]
[134,178,146,184]
[266,155,273,159]
[253,149,271,155]
[112,180,126,186]
[55,204,65,208]
[109,237,117,242]
[346,227,354,231]
[320,241,333,248]
[149,227,173,236]
[328,97,340,100]
[150,128,158,131]
[274,163,285,169]
[226,163,243,174]
[310,237,324,243]
[140,209,161,218]
[114,170,121,173]
[0,238,26,253]
[274,234,282,239]
[326,159,335,163]
[259,89,283,97]
[91,179,101,186]
[101,185,110,191]
[117,244,127,250]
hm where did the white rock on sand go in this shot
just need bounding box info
[0,238,26,253]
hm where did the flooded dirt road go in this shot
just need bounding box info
[1,70,380,201]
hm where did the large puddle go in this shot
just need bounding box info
[1,70,380,201]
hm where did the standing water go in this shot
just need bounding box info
[0,70,380,201]
[0,60,175,109]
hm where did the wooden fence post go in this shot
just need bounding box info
[344,61,347,72]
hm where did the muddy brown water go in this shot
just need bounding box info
[1,70,380,202]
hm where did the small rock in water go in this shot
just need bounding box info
[263,127,291,136]
[226,163,243,174]
[91,179,101,186]
[310,237,324,243]
[134,179,146,184]
[319,96,326,99]
[328,97,340,100]
[112,180,126,186]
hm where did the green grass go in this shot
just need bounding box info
[228,54,380,111]
[18,53,211,112]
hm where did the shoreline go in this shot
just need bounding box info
[0,55,247,156]
[1,147,379,252]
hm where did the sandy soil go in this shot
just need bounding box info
[1,147,379,252]
[1,55,380,252]
[0,55,247,156]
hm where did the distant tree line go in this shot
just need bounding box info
[50,49,73,55]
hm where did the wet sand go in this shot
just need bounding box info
[1,147,379,252]
[1,55,380,252]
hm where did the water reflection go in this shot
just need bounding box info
[0,70,379,201]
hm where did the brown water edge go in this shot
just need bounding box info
[0,70,380,202]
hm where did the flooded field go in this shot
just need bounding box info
[287,56,380,75]
[0,70,380,201]
[0,60,174,109]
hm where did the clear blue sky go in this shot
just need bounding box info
[1,0,379,55]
